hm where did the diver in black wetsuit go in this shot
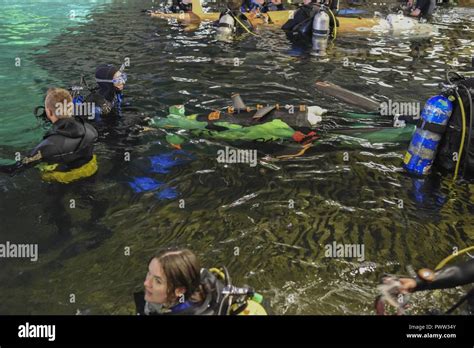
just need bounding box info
[81,64,126,122]
[383,258,474,314]
[281,0,319,33]
[281,0,338,39]
[1,88,98,182]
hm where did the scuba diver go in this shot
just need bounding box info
[376,253,474,315]
[76,64,127,122]
[134,248,268,315]
[403,71,473,181]
[281,0,338,55]
[241,0,284,13]
[0,88,98,184]
[147,91,418,160]
[405,0,436,21]
[216,0,256,39]
[281,0,319,33]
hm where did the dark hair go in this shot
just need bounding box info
[150,248,201,302]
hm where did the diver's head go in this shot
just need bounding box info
[44,88,73,123]
[144,248,201,307]
[95,64,127,100]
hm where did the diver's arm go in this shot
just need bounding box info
[0,140,54,175]
[403,259,474,292]
[0,161,26,175]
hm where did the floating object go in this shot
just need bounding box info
[128,177,163,193]
[315,81,381,112]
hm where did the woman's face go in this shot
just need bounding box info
[144,258,169,304]
[113,71,125,91]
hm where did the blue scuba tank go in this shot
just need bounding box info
[403,95,453,176]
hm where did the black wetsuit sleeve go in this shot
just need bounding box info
[0,138,61,175]
[415,0,428,9]
[134,291,146,315]
[415,259,474,291]
[28,137,65,163]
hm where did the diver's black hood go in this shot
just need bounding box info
[46,117,88,139]
[95,64,119,102]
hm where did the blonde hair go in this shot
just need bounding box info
[45,88,73,119]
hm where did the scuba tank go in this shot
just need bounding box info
[216,13,235,40]
[69,75,97,120]
[403,95,453,176]
[312,9,330,56]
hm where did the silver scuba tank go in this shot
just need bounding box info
[216,13,235,41]
[311,10,330,56]
[312,10,330,38]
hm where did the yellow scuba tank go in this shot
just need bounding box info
[37,155,98,184]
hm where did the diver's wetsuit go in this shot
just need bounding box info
[134,268,229,315]
[415,259,474,291]
[436,77,474,181]
[412,0,436,20]
[281,4,319,33]
[20,117,97,171]
[195,107,318,129]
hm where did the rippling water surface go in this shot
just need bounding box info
[0,0,473,314]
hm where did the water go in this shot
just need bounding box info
[0,0,473,315]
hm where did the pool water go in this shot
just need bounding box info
[0,0,473,315]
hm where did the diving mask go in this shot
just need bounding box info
[95,72,128,85]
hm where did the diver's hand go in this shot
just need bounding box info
[399,278,417,293]
[410,8,421,17]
